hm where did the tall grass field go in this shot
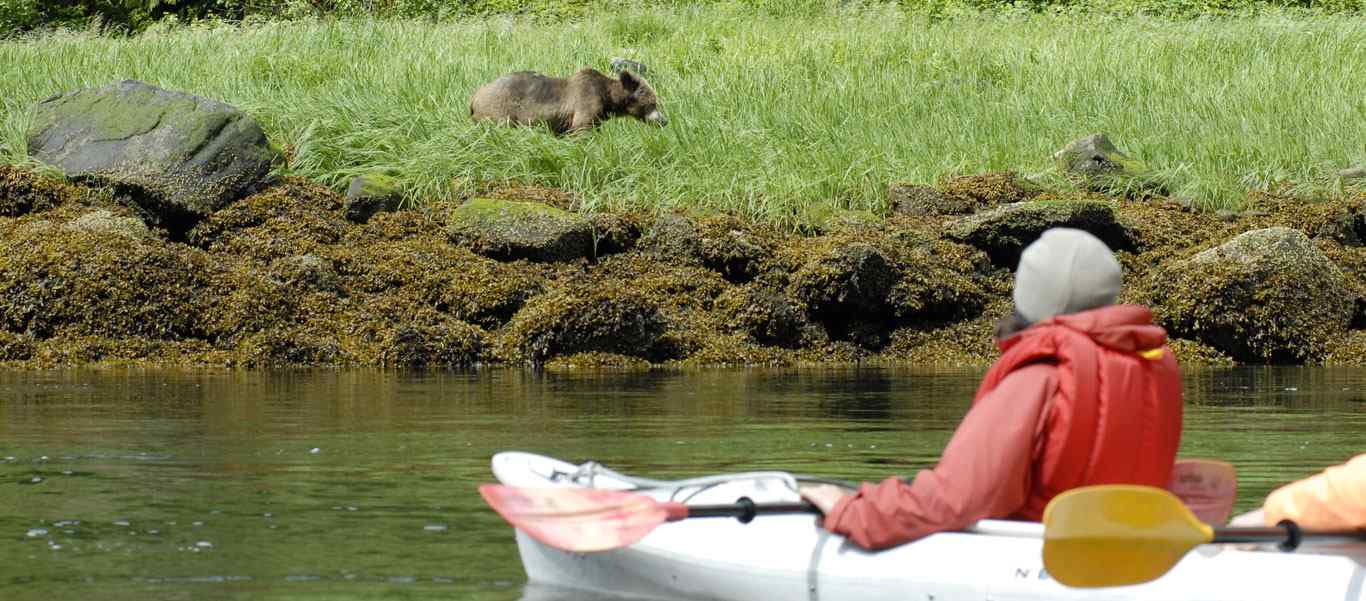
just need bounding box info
[2,8,1365,223]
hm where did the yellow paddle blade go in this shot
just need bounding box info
[1043,485,1215,588]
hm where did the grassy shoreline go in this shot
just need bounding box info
[3,8,1365,225]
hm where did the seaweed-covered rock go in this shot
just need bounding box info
[27,80,278,226]
[789,242,898,342]
[268,254,338,292]
[640,212,704,264]
[1150,227,1352,363]
[696,215,780,283]
[949,200,1135,268]
[447,198,592,262]
[1053,133,1165,196]
[499,281,669,363]
[62,209,151,240]
[546,352,651,369]
[0,330,35,361]
[374,314,484,367]
[344,174,403,224]
[887,236,996,323]
[187,178,348,261]
[0,212,213,340]
[892,172,1044,216]
[0,165,94,217]
[590,212,644,256]
[716,282,813,348]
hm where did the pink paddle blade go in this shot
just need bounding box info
[1169,458,1238,525]
[479,484,678,553]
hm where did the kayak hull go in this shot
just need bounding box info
[493,452,1366,601]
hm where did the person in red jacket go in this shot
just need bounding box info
[800,227,1184,550]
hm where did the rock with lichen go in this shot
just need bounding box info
[948,200,1135,268]
[1053,133,1166,196]
[27,80,279,228]
[1149,227,1353,363]
[446,197,592,262]
[498,281,669,363]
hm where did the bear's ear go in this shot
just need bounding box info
[620,70,641,93]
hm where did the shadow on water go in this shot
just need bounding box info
[0,366,1362,600]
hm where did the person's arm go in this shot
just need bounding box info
[1263,453,1366,530]
[818,364,1056,550]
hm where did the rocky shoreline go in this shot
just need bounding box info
[4,80,1366,369]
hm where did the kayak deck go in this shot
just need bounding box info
[492,452,1366,601]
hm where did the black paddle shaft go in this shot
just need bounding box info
[683,497,821,523]
[1212,521,1366,551]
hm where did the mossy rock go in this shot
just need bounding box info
[27,80,279,226]
[499,281,669,363]
[948,200,1136,268]
[1148,227,1353,363]
[796,205,881,233]
[1053,133,1166,197]
[447,197,592,263]
[344,174,403,224]
[267,254,338,292]
[0,210,214,340]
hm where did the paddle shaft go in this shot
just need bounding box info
[665,497,820,524]
[1212,523,1366,550]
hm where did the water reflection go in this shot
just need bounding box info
[0,367,1362,600]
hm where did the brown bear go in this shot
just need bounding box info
[469,68,667,135]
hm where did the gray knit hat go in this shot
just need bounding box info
[1012,228,1122,323]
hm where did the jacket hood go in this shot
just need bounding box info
[1000,304,1167,354]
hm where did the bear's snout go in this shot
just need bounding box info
[647,110,668,127]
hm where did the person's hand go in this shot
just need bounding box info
[799,483,851,516]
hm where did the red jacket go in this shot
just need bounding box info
[823,305,1183,550]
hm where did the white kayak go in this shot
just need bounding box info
[491,451,1366,601]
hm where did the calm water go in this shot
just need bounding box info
[1,367,1363,600]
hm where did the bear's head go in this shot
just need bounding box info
[620,70,667,127]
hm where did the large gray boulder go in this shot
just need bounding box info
[446,197,593,262]
[1150,227,1353,363]
[948,200,1135,268]
[27,81,278,223]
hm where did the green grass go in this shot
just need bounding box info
[2,7,1366,223]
